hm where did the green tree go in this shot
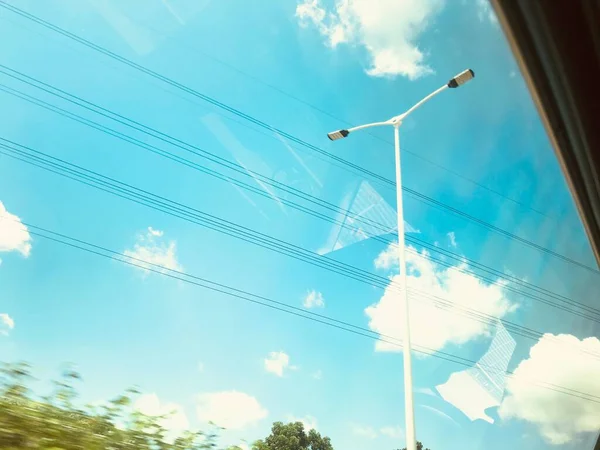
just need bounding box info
[252,421,334,450]
[397,442,431,450]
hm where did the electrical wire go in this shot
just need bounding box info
[3,138,600,345]
[0,67,394,236]
[2,136,600,327]
[0,80,598,319]
[2,0,600,409]
[0,1,393,187]
[8,219,600,404]
[0,67,596,276]
[135,18,558,223]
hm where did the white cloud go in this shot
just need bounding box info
[311,369,323,380]
[366,244,515,353]
[303,290,325,308]
[374,243,398,270]
[376,232,457,269]
[196,391,267,429]
[134,393,189,442]
[380,425,403,439]
[287,414,318,432]
[264,351,291,377]
[0,202,32,257]
[447,231,457,248]
[0,313,15,336]
[124,227,183,273]
[476,0,497,23]
[148,226,164,237]
[351,424,378,439]
[296,0,443,79]
[197,362,204,373]
[499,334,600,445]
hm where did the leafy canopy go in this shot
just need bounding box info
[252,421,334,450]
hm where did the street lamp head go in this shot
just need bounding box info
[448,69,475,88]
[327,129,350,141]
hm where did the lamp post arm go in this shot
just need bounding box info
[346,120,393,134]
[395,84,449,123]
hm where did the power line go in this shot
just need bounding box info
[0,64,596,275]
[9,139,600,368]
[406,235,599,317]
[0,1,574,226]
[0,140,400,290]
[3,138,600,334]
[0,74,392,236]
[0,91,597,295]
[404,239,600,318]
[2,132,599,322]
[9,219,600,404]
[136,19,557,223]
[2,0,600,406]
[4,136,600,364]
[407,289,600,362]
[0,1,392,187]
[2,74,599,332]
[0,81,598,322]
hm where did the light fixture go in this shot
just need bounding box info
[448,68,475,88]
[327,129,350,141]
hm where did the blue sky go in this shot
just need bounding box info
[1,0,600,449]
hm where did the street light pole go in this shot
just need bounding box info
[326,69,475,450]
[393,122,417,450]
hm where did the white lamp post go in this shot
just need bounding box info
[327,69,475,450]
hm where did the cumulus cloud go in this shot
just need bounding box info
[0,313,15,336]
[296,0,443,79]
[0,201,32,257]
[499,334,600,445]
[447,231,457,248]
[351,424,378,439]
[134,393,190,442]
[351,423,404,440]
[124,227,183,273]
[287,414,318,432]
[196,391,267,429]
[374,243,398,270]
[366,244,515,353]
[303,290,325,308]
[379,425,403,439]
[264,351,293,377]
[148,226,164,237]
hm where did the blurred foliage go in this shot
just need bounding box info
[0,361,338,450]
[252,421,334,450]
[0,361,233,449]
[397,442,431,450]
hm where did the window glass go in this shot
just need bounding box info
[1,1,598,449]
